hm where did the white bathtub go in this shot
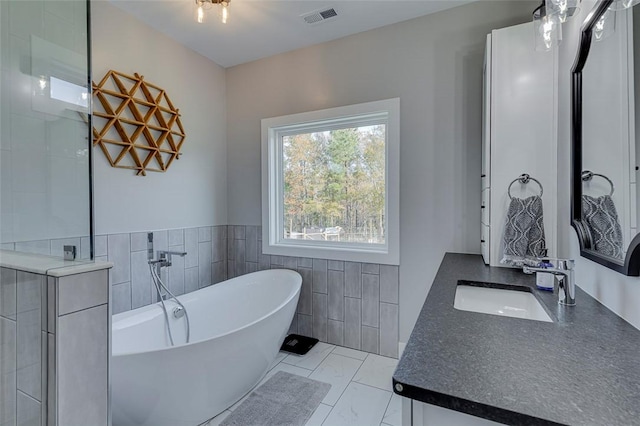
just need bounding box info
[111,269,301,426]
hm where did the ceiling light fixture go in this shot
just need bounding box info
[194,0,230,24]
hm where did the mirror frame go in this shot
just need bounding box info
[571,0,640,275]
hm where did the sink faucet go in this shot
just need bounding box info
[523,259,576,306]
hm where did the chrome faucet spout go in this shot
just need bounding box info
[523,259,576,306]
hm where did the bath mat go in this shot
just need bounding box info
[220,371,331,426]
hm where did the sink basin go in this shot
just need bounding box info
[454,283,553,322]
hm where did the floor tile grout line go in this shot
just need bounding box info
[380,388,396,425]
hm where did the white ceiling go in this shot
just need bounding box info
[109,0,474,68]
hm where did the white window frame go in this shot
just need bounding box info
[261,98,400,265]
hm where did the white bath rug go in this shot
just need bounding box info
[219,371,331,426]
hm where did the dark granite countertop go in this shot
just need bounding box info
[392,253,640,425]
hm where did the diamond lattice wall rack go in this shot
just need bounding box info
[92,70,186,176]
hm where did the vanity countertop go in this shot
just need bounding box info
[392,253,640,425]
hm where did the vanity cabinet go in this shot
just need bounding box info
[482,22,558,266]
[401,398,501,426]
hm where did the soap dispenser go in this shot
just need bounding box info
[535,249,554,291]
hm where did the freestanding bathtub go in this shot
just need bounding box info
[111,269,301,426]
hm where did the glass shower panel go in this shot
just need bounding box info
[0,0,92,260]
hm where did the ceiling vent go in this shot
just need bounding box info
[301,8,338,25]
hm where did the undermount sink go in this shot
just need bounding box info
[454,282,553,323]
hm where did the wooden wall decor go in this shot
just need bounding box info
[92,70,186,176]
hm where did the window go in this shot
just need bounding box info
[261,98,399,264]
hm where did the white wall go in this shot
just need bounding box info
[91,1,227,235]
[558,0,640,330]
[226,1,536,342]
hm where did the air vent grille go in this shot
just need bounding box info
[301,8,338,25]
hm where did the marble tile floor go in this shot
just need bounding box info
[205,342,401,426]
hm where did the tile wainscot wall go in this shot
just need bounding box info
[4,225,400,358]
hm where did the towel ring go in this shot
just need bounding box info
[581,170,614,196]
[507,173,544,200]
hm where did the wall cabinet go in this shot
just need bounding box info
[482,22,558,266]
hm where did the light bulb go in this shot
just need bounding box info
[594,15,606,40]
[221,1,229,24]
[197,4,205,23]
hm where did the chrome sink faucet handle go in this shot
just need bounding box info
[523,258,576,306]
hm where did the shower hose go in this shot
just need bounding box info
[149,263,191,346]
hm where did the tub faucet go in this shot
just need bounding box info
[158,250,188,267]
[523,259,576,306]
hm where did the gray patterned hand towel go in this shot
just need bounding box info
[582,195,623,260]
[501,195,546,267]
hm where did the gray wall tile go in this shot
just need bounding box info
[14,241,50,256]
[227,225,235,241]
[16,272,41,315]
[312,293,327,341]
[328,260,344,271]
[198,226,212,242]
[312,259,327,294]
[169,250,185,296]
[234,225,245,240]
[362,326,379,354]
[80,236,91,260]
[58,270,108,315]
[380,303,399,358]
[0,317,16,375]
[298,257,313,268]
[245,226,258,262]
[16,299,40,402]
[234,239,246,266]
[380,265,399,304]
[270,255,283,266]
[344,297,361,350]
[0,243,15,251]
[112,283,131,314]
[227,261,236,279]
[17,390,40,426]
[185,267,198,294]
[107,234,130,285]
[198,242,212,288]
[213,262,227,284]
[297,314,312,337]
[345,262,362,298]
[283,256,297,270]
[184,228,199,269]
[130,232,148,253]
[288,314,297,335]
[362,263,380,275]
[328,270,344,321]
[17,361,40,403]
[168,229,184,247]
[0,369,16,424]
[258,242,270,271]
[58,305,108,426]
[245,262,258,274]
[327,320,344,346]
[234,260,246,277]
[131,251,152,309]
[1,268,17,320]
[362,274,380,328]
[152,230,168,255]
[296,268,312,315]
[227,231,234,260]
[212,227,226,262]
[94,235,107,258]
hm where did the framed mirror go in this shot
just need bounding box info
[571,0,640,275]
